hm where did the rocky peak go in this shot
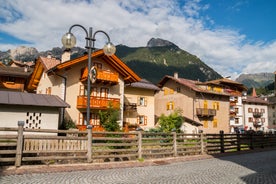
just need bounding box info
[147,38,178,48]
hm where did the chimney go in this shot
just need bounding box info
[174,72,178,79]
[252,88,257,97]
[61,49,71,63]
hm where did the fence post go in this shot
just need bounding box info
[249,133,254,150]
[200,133,204,154]
[172,132,177,157]
[15,121,24,167]
[237,132,241,151]
[219,130,225,153]
[87,125,92,163]
[137,131,142,160]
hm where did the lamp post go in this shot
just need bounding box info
[61,24,116,127]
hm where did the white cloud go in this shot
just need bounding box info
[0,0,275,79]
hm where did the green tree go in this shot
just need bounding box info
[99,106,120,132]
[158,109,184,133]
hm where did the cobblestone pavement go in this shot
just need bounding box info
[1,150,276,184]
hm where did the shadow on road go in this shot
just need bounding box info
[212,149,276,184]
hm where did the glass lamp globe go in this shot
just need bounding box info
[61,32,76,49]
[103,42,116,56]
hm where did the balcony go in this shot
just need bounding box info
[253,112,263,118]
[253,122,263,128]
[196,108,216,117]
[124,103,137,112]
[77,96,120,109]
[230,101,236,106]
[80,67,118,84]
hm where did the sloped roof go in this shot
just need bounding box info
[204,78,247,92]
[40,57,61,71]
[0,91,69,108]
[50,50,141,83]
[26,56,61,92]
[158,75,229,96]
[243,96,269,105]
[183,116,202,126]
[126,79,160,91]
[0,66,33,78]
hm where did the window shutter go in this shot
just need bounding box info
[204,100,208,109]
[166,102,169,110]
[144,97,147,106]
[144,116,147,125]
[172,101,174,110]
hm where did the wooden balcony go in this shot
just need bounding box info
[80,67,119,84]
[253,112,263,118]
[196,108,216,117]
[124,103,137,111]
[77,96,120,109]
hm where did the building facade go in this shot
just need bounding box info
[155,73,230,134]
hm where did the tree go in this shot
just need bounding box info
[158,109,184,133]
[99,105,120,132]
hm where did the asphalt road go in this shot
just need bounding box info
[1,150,276,184]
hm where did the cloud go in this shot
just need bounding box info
[0,0,275,79]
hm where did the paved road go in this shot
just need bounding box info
[1,150,276,184]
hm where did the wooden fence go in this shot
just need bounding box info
[0,122,276,167]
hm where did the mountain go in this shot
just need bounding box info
[115,38,222,84]
[236,73,274,88]
[0,38,222,84]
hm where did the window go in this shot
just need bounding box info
[204,100,208,109]
[260,109,265,113]
[100,88,109,98]
[203,120,208,128]
[91,87,97,97]
[212,102,219,110]
[254,108,259,112]
[164,88,169,95]
[166,101,174,110]
[176,87,181,92]
[235,118,239,124]
[46,87,51,95]
[213,119,218,128]
[235,108,239,113]
[261,118,265,123]
[248,108,252,113]
[138,97,147,106]
[79,85,85,95]
[248,117,253,122]
[93,62,102,69]
[273,112,275,118]
[137,116,147,125]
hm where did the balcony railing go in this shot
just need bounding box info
[196,108,216,117]
[77,96,120,109]
[253,112,263,118]
[80,67,118,84]
[124,103,137,111]
[97,69,119,83]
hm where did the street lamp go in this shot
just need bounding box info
[61,24,116,127]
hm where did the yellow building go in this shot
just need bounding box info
[124,79,160,131]
[155,73,231,133]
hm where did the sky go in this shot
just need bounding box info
[0,0,276,79]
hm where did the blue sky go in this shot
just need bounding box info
[0,0,276,79]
